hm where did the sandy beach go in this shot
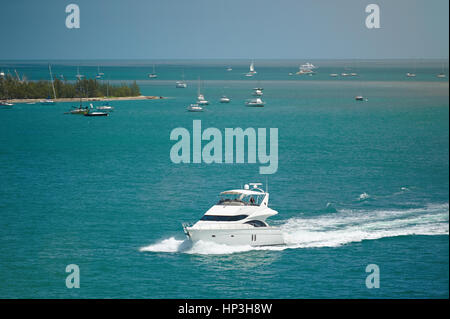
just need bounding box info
[7,95,164,103]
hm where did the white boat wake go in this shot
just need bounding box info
[139,203,449,255]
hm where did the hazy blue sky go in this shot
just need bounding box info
[0,0,448,60]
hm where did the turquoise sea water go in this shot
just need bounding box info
[0,60,448,298]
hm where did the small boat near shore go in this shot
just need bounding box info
[40,98,55,105]
[0,101,13,109]
[182,183,284,247]
[84,103,108,116]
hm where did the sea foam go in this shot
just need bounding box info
[139,203,449,255]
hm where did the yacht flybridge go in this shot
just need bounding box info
[182,183,284,246]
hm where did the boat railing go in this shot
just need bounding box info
[182,222,192,235]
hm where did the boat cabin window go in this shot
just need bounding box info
[201,215,249,221]
[217,194,264,206]
[244,220,267,227]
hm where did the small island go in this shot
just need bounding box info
[0,76,163,103]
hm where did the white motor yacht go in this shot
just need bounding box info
[176,81,187,88]
[183,183,284,247]
[245,97,265,107]
[406,72,416,77]
[252,88,263,96]
[296,62,316,75]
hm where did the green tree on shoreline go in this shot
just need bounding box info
[0,76,141,99]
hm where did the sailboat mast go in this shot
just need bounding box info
[48,64,57,99]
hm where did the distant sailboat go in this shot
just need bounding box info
[437,62,447,78]
[96,66,104,79]
[196,78,209,105]
[406,60,417,77]
[97,82,114,111]
[148,64,158,78]
[76,66,84,80]
[226,66,233,71]
[176,70,187,88]
[67,89,88,115]
[246,61,257,77]
[40,64,56,105]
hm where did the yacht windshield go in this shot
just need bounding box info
[217,193,264,206]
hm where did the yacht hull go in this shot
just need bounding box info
[185,227,284,247]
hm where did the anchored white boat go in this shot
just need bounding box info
[187,103,204,112]
[97,82,114,111]
[219,95,231,103]
[76,66,84,80]
[84,103,108,116]
[183,183,284,247]
[252,87,263,96]
[176,70,187,88]
[148,64,158,78]
[41,64,57,105]
[0,101,13,109]
[245,97,265,107]
[40,98,55,105]
[176,80,187,88]
[196,78,209,105]
[296,62,316,75]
